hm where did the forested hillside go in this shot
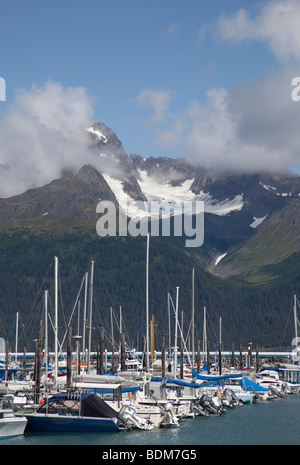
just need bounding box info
[0,230,298,354]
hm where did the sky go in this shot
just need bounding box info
[1,0,300,197]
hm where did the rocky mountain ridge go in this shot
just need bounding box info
[0,121,299,284]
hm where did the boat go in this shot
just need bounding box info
[114,382,180,428]
[149,376,205,418]
[255,369,293,396]
[24,391,125,433]
[0,396,27,439]
[240,376,277,401]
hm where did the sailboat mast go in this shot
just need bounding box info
[146,232,150,371]
[44,290,48,376]
[54,256,58,382]
[219,316,222,375]
[174,286,179,379]
[82,271,88,361]
[294,294,298,342]
[191,267,195,368]
[168,292,171,361]
[203,306,207,363]
[87,260,95,374]
[15,312,19,363]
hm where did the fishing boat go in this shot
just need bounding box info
[24,391,125,433]
[0,396,27,439]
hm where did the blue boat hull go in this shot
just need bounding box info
[25,414,123,433]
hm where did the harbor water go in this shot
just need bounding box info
[3,394,300,446]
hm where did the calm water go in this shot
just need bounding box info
[3,395,300,446]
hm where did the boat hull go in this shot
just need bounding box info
[0,416,27,439]
[25,413,123,433]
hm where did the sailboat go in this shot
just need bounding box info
[274,295,300,390]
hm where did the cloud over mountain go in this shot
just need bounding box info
[0,81,96,197]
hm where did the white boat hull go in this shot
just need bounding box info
[0,416,27,439]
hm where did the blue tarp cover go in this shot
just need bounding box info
[151,376,201,388]
[192,368,242,381]
[240,377,269,392]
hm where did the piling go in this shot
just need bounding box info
[197,340,201,373]
[5,341,9,384]
[142,335,146,370]
[100,328,104,375]
[35,321,43,402]
[96,344,100,374]
[120,332,126,372]
[161,337,165,378]
[239,344,243,370]
[207,340,210,374]
[180,337,184,379]
[23,346,26,371]
[77,340,81,375]
[66,326,72,389]
[256,345,259,373]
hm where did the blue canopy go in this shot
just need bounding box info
[121,386,140,393]
[151,376,201,388]
[240,377,269,392]
[192,368,242,381]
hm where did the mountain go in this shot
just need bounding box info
[1,122,299,284]
[0,122,299,350]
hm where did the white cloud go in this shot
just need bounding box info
[0,81,97,197]
[131,1,300,174]
[131,87,175,124]
[217,0,300,63]
[139,63,300,173]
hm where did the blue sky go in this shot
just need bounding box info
[0,0,300,196]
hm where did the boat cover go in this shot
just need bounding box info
[81,394,119,418]
[151,376,201,388]
[240,377,269,392]
[192,368,242,381]
[121,386,141,393]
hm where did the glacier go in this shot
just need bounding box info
[102,169,244,218]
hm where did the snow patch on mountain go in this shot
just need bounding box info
[198,191,244,216]
[137,169,195,203]
[215,252,227,266]
[102,169,244,218]
[86,126,107,143]
[137,169,244,215]
[250,215,267,228]
[259,182,277,192]
[102,173,141,216]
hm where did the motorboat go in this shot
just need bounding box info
[24,392,125,433]
[0,396,27,439]
[255,370,292,396]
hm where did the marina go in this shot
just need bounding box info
[1,389,300,445]
[0,252,299,445]
[1,346,300,444]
